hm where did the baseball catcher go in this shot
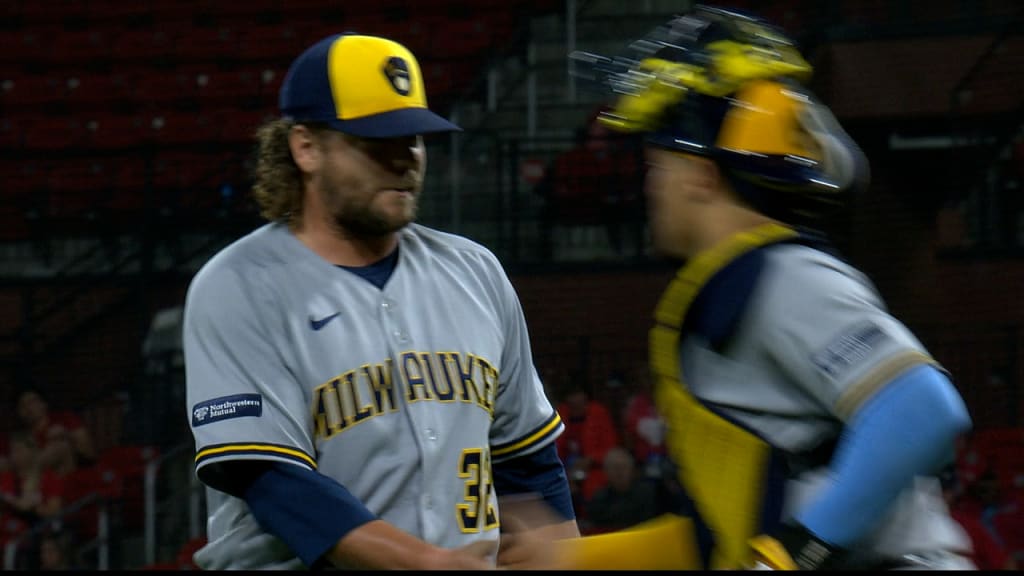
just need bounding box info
[541,4,976,570]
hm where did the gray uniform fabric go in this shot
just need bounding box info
[184,222,562,569]
[681,243,973,568]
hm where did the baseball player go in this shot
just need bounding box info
[540,4,977,570]
[183,32,578,570]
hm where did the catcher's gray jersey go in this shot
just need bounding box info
[183,222,562,570]
[676,241,970,567]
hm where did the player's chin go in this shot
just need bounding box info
[376,205,418,231]
[376,195,418,221]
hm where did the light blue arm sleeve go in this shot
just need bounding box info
[795,364,972,547]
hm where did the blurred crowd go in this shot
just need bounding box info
[943,429,1024,570]
[549,366,669,535]
[0,387,98,570]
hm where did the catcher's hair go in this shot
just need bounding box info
[252,118,331,226]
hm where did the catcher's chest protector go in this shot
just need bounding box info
[650,222,799,570]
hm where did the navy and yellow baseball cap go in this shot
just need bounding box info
[279,33,462,137]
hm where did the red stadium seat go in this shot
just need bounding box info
[151,151,227,194]
[428,18,495,58]
[173,26,240,61]
[111,28,176,61]
[236,24,308,61]
[0,156,43,241]
[0,116,24,150]
[0,0,19,21]
[193,68,262,105]
[85,114,153,150]
[21,115,90,151]
[275,0,343,14]
[46,157,112,195]
[50,28,116,65]
[1,158,44,196]
[149,111,219,146]
[210,107,267,144]
[111,156,149,195]
[124,66,197,105]
[0,74,68,109]
[148,0,201,19]
[0,28,54,65]
[193,0,281,17]
[407,0,468,18]
[81,0,158,20]
[65,72,135,108]
[257,66,286,97]
[16,2,70,24]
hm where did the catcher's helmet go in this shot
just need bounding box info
[570,5,868,221]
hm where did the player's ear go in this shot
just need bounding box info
[288,123,324,174]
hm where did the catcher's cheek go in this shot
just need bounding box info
[643,168,666,204]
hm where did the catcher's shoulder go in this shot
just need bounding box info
[760,242,880,299]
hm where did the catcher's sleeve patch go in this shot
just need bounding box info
[811,322,889,379]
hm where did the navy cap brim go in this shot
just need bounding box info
[326,107,462,137]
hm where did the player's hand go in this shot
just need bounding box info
[497,513,562,570]
[497,495,578,570]
[423,539,497,570]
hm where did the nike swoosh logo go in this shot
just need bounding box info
[309,312,341,331]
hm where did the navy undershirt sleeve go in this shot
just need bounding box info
[242,462,378,567]
[492,442,576,521]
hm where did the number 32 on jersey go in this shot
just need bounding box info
[457,448,498,533]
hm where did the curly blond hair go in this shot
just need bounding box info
[252,119,332,226]
[252,119,302,225]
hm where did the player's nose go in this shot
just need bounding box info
[378,136,422,175]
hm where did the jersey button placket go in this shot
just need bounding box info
[382,299,409,343]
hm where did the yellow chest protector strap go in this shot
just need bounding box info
[650,222,799,570]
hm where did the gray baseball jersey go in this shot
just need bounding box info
[667,237,970,567]
[183,221,563,570]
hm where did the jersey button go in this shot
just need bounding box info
[425,428,437,441]
[423,494,433,509]
[381,301,392,311]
